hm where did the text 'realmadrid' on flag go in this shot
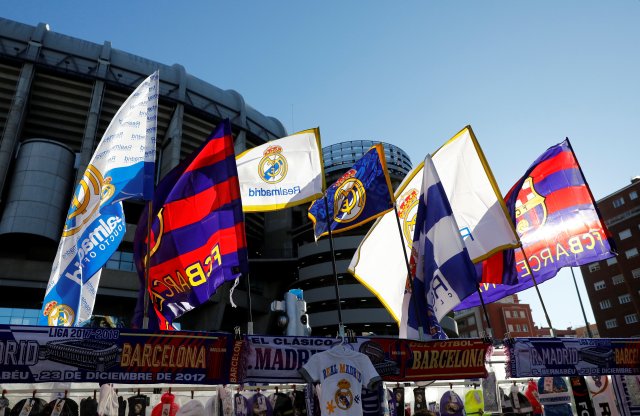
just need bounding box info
[399,154,478,339]
[133,119,249,330]
[457,138,616,310]
[349,126,518,325]
[236,128,325,212]
[39,71,159,327]
[308,143,394,240]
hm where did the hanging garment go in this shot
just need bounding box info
[481,372,498,414]
[439,391,465,416]
[268,393,292,416]
[217,387,234,416]
[233,394,249,416]
[151,393,179,416]
[0,395,10,416]
[463,389,483,416]
[523,381,542,416]
[43,399,79,416]
[204,395,219,416]
[176,400,204,416]
[127,395,149,416]
[10,397,47,416]
[248,393,272,416]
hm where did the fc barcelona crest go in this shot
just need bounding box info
[515,177,547,234]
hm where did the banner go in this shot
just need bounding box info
[40,72,158,327]
[349,125,518,325]
[458,139,615,308]
[507,338,640,377]
[308,144,394,239]
[244,335,490,383]
[612,375,640,416]
[400,155,477,339]
[0,324,233,384]
[133,120,248,330]
[236,128,325,212]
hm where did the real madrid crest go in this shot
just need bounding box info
[258,145,288,184]
[334,379,353,410]
[333,169,366,223]
[515,177,547,234]
[398,188,419,247]
[43,301,75,327]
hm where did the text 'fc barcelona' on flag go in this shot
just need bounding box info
[308,143,394,240]
[133,119,248,329]
[400,155,478,339]
[457,138,616,310]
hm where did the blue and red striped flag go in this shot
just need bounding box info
[456,139,615,309]
[133,119,248,329]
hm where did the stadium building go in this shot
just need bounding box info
[0,18,291,331]
[580,177,640,337]
[0,18,457,337]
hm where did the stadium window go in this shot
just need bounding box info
[599,299,612,310]
[630,191,638,200]
[626,248,639,259]
[505,310,511,318]
[606,257,618,266]
[516,324,521,332]
[613,275,625,285]
[519,310,525,318]
[633,268,640,279]
[523,324,528,332]
[594,280,606,291]
[613,197,625,208]
[508,324,514,332]
[619,294,632,304]
[588,263,600,272]
[619,229,632,240]
[605,318,618,329]
[625,314,638,324]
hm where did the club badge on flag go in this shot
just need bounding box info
[308,144,394,240]
[349,126,517,326]
[457,138,616,310]
[236,128,325,212]
[399,155,478,339]
[39,71,159,327]
[133,119,248,330]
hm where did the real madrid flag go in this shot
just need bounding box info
[39,71,159,327]
[236,128,325,212]
[308,144,394,240]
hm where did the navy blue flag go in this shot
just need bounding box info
[400,155,478,339]
[308,144,394,239]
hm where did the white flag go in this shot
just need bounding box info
[39,71,159,327]
[236,128,325,212]
[349,125,518,324]
[432,126,518,262]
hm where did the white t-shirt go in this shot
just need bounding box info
[300,347,381,416]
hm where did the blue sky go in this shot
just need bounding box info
[4,1,640,332]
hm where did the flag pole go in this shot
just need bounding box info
[246,271,254,335]
[142,200,153,330]
[392,205,425,340]
[520,247,556,337]
[323,196,345,338]
[475,284,494,338]
[569,267,593,337]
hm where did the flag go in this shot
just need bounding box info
[348,162,423,322]
[236,128,325,212]
[399,155,478,339]
[456,138,616,310]
[432,126,519,262]
[133,119,248,330]
[349,125,518,324]
[308,144,394,239]
[39,71,159,327]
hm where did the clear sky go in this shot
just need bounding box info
[4,1,640,332]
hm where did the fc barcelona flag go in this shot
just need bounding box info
[308,144,394,240]
[133,120,248,329]
[456,139,615,309]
